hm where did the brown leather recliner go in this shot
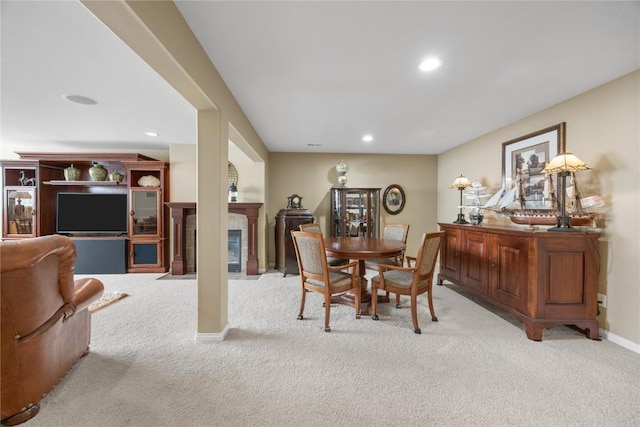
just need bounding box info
[1,235,104,425]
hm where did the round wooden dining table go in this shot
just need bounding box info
[324,237,405,314]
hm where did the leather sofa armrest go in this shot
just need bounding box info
[73,278,104,313]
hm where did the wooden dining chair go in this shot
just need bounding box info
[298,223,349,267]
[365,223,410,270]
[365,223,410,301]
[291,230,360,332]
[370,231,444,334]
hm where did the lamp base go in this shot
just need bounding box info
[453,213,468,224]
[547,216,580,232]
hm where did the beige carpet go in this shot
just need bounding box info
[24,272,639,426]
[88,291,128,313]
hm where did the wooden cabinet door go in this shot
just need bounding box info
[461,230,489,294]
[489,234,529,313]
[534,234,598,320]
[439,226,462,283]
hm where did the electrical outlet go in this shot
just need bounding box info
[597,293,607,308]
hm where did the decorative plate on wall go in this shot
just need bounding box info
[228,162,238,187]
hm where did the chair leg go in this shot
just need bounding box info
[323,294,331,332]
[411,294,421,334]
[297,285,306,320]
[371,282,379,321]
[427,288,438,322]
[354,283,361,319]
[395,293,401,309]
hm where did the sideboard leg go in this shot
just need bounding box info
[525,322,543,341]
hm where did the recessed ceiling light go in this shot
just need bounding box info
[362,134,374,142]
[63,94,97,105]
[418,57,442,72]
[145,132,159,137]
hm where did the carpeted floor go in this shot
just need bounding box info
[158,273,261,280]
[24,272,640,427]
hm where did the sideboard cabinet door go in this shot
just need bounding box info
[489,234,529,313]
[440,226,462,283]
[460,230,489,295]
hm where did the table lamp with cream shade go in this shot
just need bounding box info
[541,152,591,232]
[451,174,472,224]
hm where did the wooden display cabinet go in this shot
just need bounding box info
[3,164,38,238]
[438,223,601,341]
[124,161,169,273]
[1,153,169,273]
[330,187,380,238]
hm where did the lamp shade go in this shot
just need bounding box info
[450,174,472,190]
[542,152,591,174]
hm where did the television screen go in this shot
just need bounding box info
[56,193,128,235]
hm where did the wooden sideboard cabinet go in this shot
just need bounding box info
[438,223,601,341]
[275,208,314,276]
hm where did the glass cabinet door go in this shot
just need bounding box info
[5,187,36,237]
[330,188,380,238]
[130,188,160,237]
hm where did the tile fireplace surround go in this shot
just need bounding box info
[165,202,263,275]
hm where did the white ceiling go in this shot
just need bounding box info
[2,1,638,156]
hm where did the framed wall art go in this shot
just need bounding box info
[502,123,565,210]
[382,184,405,215]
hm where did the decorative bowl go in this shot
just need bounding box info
[137,175,160,187]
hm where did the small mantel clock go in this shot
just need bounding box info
[287,194,303,209]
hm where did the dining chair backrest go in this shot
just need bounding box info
[299,223,322,233]
[299,223,349,267]
[415,231,443,277]
[383,223,410,244]
[292,231,326,276]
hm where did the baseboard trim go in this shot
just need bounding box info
[600,328,640,354]
[195,324,230,342]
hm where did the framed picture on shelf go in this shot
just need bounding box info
[382,184,405,215]
[502,123,565,210]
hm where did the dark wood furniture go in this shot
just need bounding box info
[437,223,601,341]
[1,152,169,273]
[165,202,196,275]
[275,208,314,276]
[166,202,264,276]
[229,202,263,275]
[324,237,405,314]
[330,187,381,238]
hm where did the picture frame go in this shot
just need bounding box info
[382,184,405,215]
[502,123,566,211]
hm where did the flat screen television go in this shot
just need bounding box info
[56,193,128,235]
